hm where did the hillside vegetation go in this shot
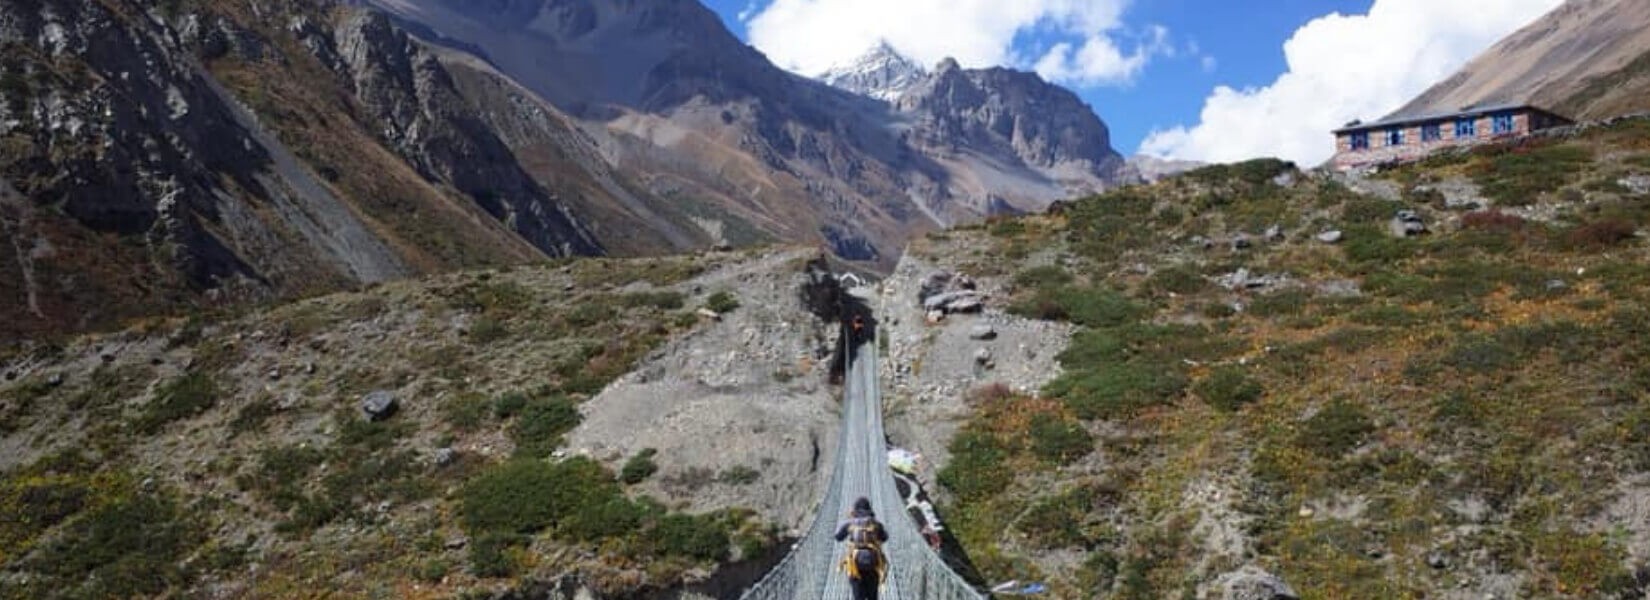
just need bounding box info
[0,252,789,599]
[920,118,1650,598]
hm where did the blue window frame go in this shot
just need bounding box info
[1349,131,1369,151]
[1456,118,1476,138]
[1422,124,1442,142]
[1385,128,1404,147]
[1493,112,1516,135]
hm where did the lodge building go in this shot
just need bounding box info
[1332,104,1574,169]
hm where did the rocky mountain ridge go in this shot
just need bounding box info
[1388,0,1650,121]
[817,41,928,101]
[0,0,621,341]
[366,0,1133,262]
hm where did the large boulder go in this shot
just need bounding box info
[1214,566,1299,600]
[361,390,398,421]
[1389,210,1427,237]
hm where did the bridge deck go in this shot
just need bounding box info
[739,328,985,600]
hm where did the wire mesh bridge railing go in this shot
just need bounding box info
[738,328,986,600]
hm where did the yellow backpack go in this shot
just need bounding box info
[840,518,887,583]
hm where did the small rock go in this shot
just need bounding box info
[1272,171,1298,188]
[696,308,722,321]
[968,325,997,341]
[946,296,983,314]
[304,362,317,375]
[445,536,468,550]
[1545,279,1568,292]
[1390,212,1427,237]
[1265,224,1285,242]
[974,348,993,366]
[1619,175,1650,196]
[1190,235,1214,250]
[46,373,64,388]
[360,390,398,422]
[1232,235,1253,250]
[1316,230,1344,244]
[435,448,457,467]
[267,368,282,381]
[1217,565,1299,600]
[1298,506,1315,518]
[926,310,945,324]
[1427,551,1449,570]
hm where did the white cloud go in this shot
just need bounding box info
[1033,25,1168,87]
[1139,0,1564,165]
[1200,55,1217,73]
[744,0,1160,87]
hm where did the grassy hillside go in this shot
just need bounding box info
[0,252,783,599]
[921,118,1650,598]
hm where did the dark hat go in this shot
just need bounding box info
[853,497,872,513]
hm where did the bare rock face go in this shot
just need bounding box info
[819,41,928,101]
[329,11,601,257]
[895,64,1127,184]
[0,0,620,339]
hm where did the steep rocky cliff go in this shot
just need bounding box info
[0,0,609,340]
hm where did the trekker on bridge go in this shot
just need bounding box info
[836,497,889,600]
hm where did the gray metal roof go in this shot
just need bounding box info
[1333,103,1571,134]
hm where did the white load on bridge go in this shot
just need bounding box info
[738,326,986,600]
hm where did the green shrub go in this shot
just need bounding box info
[620,291,686,311]
[560,497,647,542]
[705,291,740,314]
[27,492,201,597]
[1013,265,1074,290]
[510,396,581,458]
[1047,362,1187,420]
[468,316,509,344]
[134,371,219,434]
[989,218,1027,238]
[1340,197,1397,223]
[939,430,1013,502]
[468,532,525,578]
[1028,414,1092,464]
[566,302,616,328]
[444,281,533,316]
[620,448,660,484]
[492,392,529,419]
[1010,286,1143,328]
[1195,366,1264,411]
[1017,488,1096,549]
[0,476,88,558]
[1184,158,1295,188]
[1471,144,1593,206]
[1342,226,1416,265]
[1296,400,1376,458]
[1247,290,1311,318]
[1145,264,1208,296]
[460,457,619,535]
[229,397,279,437]
[719,465,761,485]
[441,392,490,431]
[651,513,730,561]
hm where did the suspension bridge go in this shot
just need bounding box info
[738,322,987,600]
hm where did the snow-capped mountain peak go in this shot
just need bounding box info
[818,40,927,101]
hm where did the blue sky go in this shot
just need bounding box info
[699,0,1564,164]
